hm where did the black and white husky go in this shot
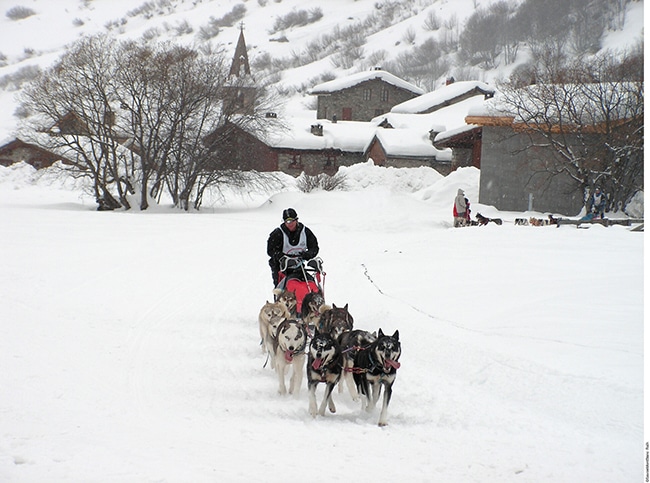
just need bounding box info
[337,329,377,400]
[307,330,343,417]
[353,329,401,426]
[273,319,308,395]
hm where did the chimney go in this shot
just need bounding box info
[311,124,323,136]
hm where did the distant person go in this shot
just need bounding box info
[266,208,319,287]
[453,189,470,227]
[588,187,607,219]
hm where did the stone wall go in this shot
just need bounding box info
[277,150,364,176]
[478,127,585,216]
[316,79,420,122]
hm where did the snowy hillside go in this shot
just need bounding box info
[0,0,644,140]
[0,160,644,481]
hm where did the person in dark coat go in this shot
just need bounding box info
[267,208,319,287]
[588,187,607,219]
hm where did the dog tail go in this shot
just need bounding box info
[319,304,332,314]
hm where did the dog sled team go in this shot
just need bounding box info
[259,208,402,427]
[454,188,502,227]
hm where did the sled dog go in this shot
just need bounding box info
[273,288,298,318]
[337,329,377,400]
[319,303,354,339]
[353,329,401,426]
[476,213,503,226]
[301,291,326,330]
[258,300,291,367]
[307,330,343,417]
[273,319,308,395]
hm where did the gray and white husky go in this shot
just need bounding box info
[273,319,308,395]
[352,329,401,426]
[273,288,298,318]
[258,300,291,368]
[307,330,343,417]
[301,291,326,331]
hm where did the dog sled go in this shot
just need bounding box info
[276,255,325,314]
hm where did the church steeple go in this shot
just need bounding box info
[223,25,257,116]
[229,23,251,78]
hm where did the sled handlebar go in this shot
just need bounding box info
[280,255,323,273]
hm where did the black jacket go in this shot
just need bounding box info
[267,222,319,272]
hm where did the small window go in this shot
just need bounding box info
[381,88,389,102]
[289,154,303,169]
[363,88,372,101]
[324,150,337,167]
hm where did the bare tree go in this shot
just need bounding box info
[19,33,283,211]
[496,49,643,212]
[112,41,230,210]
[20,35,131,210]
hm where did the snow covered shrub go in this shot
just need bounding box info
[625,191,644,218]
[297,173,347,193]
[6,6,35,20]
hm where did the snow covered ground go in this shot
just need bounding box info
[0,162,644,482]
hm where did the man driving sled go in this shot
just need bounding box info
[267,208,319,287]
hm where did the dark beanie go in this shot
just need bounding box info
[282,208,298,220]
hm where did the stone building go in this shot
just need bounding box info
[309,68,424,122]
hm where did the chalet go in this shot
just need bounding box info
[0,137,74,169]
[51,111,91,136]
[433,124,482,171]
[203,121,278,172]
[361,81,494,173]
[392,80,495,115]
[364,128,452,174]
[309,68,424,122]
[434,84,642,216]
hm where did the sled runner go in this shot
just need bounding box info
[276,255,325,314]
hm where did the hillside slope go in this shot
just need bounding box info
[0,0,643,139]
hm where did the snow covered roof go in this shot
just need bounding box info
[257,89,491,158]
[308,69,424,96]
[391,81,495,114]
[433,124,481,145]
[265,115,376,152]
[374,95,489,134]
[369,129,451,160]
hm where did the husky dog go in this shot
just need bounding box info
[319,303,354,339]
[273,288,298,318]
[307,330,343,417]
[476,213,503,226]
[353,329,401,426]
[301,291,326,331]
[273,319,308,395]
[337,329,377,400]
[258,300,291,367]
